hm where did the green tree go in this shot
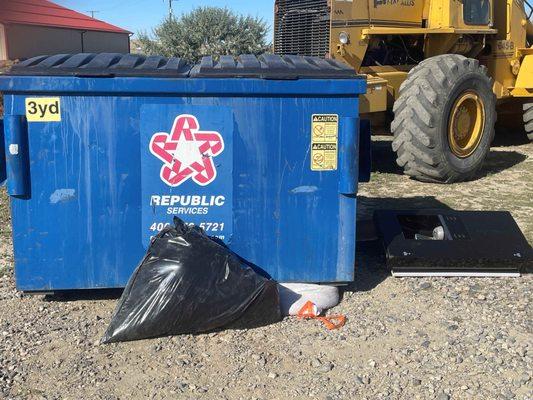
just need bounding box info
[137,7,270,62]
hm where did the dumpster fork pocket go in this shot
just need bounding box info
[0,118,6,186]
[339,117,359,195]
[336,117,359,281]
[4,115,30,198]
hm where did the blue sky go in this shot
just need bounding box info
[54,0,275,40]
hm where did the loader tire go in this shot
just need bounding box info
[391,55,496,183]
[524,103,533,141]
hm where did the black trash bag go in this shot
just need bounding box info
[102,217,281,343]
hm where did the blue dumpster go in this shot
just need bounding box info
[0,53,368,292]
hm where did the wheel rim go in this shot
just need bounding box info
[448,91,485,158]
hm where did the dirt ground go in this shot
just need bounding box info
[0,132,531,400]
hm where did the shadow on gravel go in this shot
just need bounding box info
[348,240,389,293]
[357,195,452,221]
[371,137,528,177]
[44,288,123,302]
[479,150,527,177]
[347,196,455,293]
[493,128,530,147]
[370,138,402,175]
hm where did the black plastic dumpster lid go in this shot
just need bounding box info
[8,53,193,77]
[7,53,358,80]
[190,54,356,79]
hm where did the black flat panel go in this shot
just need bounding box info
[374,210,532,275]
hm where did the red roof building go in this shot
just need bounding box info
[0,0,131,61]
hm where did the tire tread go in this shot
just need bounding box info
[391,54,496,183]
[524,103,533,141]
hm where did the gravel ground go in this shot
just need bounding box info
[0,133,532,400]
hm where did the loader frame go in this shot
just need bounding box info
[274,0,533,114]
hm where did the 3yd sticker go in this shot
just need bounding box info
[25,97,61,122]
[311,114,338,171]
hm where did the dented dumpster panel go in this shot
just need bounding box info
[0,54,367,291]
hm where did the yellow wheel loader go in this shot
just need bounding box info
[274,0,533,183]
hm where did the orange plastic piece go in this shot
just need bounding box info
[318,315,346,330]
[297,300,319,318]
[296,301,346,330]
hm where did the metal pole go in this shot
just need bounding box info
[166,0,177,19]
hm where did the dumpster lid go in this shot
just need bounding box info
[190,54,356,79]
[7,53,358,80]
[8,53,192,78]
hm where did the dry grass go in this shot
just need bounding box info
[359,132,533,244]
[0,188,11,277]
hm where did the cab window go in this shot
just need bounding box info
[463,0,490,25]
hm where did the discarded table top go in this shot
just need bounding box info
[374,209,532,277]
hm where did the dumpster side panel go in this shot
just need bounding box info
[6,80,363,290]
[138,95,360,282]
[10,96,144,290]
[271,100,358,282]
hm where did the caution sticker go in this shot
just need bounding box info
[311,114,338,171]
[25,97,61,122]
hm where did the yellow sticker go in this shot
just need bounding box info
[311,114,338,171]
[25,97,61,122]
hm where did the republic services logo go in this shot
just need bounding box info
[149,114,225,187]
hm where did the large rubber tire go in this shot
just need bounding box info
[524,103,533,141]
[391,55,496,183]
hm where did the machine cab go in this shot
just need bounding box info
[428,0,493,29]
[463,0,491,25]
